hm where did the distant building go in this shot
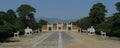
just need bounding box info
[41,21,80,32]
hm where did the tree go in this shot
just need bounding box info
[0,10,17,38]
[89,3,107,26]
[14,18,24,33]
[105,2,120,37]
[79,17,92,29]
[6,9,17,24]
[16,4,36,28]
[0,21,15,38]
[73,17,92,29]
[115,2,120,12]
[38,19,48,28]
[108,13,120,37]
[28,13,37,29]
[16,4,36,17]
[0,11,6,25]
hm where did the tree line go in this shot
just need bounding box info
[0,4,47,38]
[72,2,120,37]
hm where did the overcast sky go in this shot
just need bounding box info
[0,0,120,20]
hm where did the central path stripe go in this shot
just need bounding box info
[58,31,63,48]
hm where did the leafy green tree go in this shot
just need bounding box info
[6,9,17,24]
[115,2,120,12]
[16,4,36,17]
[0,10,17,38]
[110,2,120,37]
[96,20,112,34]
[103,2,120,37]
[28,13,37,29]
[0,21,15,38]
[16,4,36,28]
[89,3,107,26]
[0,11,6,25]
[73,17,92,29]
[14,18,25,34]
[78,17,92,29]
[109,13,120,37]
[38,19,48,28]
[0,10,17,30]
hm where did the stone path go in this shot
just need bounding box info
[32,31,74,48]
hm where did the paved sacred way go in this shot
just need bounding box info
[32,31,74,48]
[32,31,120,48]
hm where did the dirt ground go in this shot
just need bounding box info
[0,32,52,48]
[64,31,120,48]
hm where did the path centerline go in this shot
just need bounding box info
[58,31,63,48]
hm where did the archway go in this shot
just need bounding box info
[48,27,52,31]
[68,27,71,31]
